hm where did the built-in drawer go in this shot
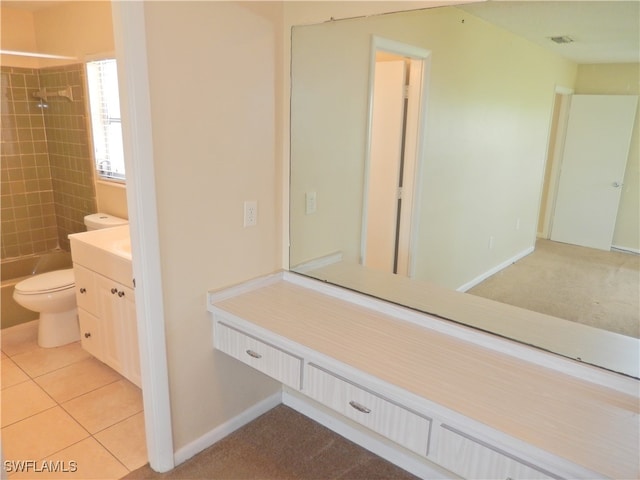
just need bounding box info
[78,309,102,358]
[215,321,302,390]
[435,424,560,480]
[304,363,431,456]
[73,264,98,315]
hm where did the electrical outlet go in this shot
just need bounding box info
[244,201,257,227]
[305,191,317,214]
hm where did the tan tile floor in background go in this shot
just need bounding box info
[1,321,147,479]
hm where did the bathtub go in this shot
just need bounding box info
[1,250,72,329]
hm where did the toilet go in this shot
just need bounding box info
[13,213,128,348]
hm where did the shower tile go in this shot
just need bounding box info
[1,380,56,427]
[62,379,143,434]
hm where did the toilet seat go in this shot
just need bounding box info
[14,269,75,295]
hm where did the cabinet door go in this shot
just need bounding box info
[305,364,431,456]
[435,425,558,480]
[96,275,127,375]
[74,264,98,315]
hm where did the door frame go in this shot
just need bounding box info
[112,2,175,472]
[539,85,573,239]
[360,36,431,277]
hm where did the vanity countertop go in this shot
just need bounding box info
[209,275,639,479]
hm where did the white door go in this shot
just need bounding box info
[550,95,638,250]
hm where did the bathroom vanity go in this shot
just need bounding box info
[208,272,639,479]
[69,225,141,387]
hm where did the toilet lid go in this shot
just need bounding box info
[14,269,75,294]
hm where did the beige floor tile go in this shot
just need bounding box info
[1,321,39,357]
[1,406,89,461]
[11,341,90,378]
[7,437,129,480]
[1,357,30,389]
[62,380,143,434]
[35,357,123,403]
[94,412,148,471]
[1,380,56,427]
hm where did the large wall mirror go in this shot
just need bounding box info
[289,1,640,378]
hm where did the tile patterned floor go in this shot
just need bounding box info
[1,321,147,479]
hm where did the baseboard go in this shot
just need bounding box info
[282,389,453,480]
[456,246,534,292]
[173,391,282,466]
[290,251,343,273]
[611,244,640,255]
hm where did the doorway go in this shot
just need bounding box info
[361,37,431,277]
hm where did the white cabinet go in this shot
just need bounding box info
[73,264,141,387]
[435,425,558,480]
[304,364,431,456]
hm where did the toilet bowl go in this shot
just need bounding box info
[13,269,79,348]
[12,213,129,348]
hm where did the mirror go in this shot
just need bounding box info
[289,1,640,378]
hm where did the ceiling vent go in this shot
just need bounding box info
[549,36,574,44]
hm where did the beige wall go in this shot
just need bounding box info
[288,6,577,289]
[0,8,39,68]
[141,1,284,451]
[575,63,640,252]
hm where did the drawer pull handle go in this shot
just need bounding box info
[111,288,118,294]
[349,401,371,414]
[84,332,91,338]
[118,290,125,298]
[79,287,87,294]
[246,349,262,359]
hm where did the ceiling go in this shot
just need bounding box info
[3,0,639,64]
[458,1,640,64]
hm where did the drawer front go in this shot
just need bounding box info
[215,322,302,390]
[436,425,558,480]
[304,364,431,456]
[73,264,97,315]
[78,309,102,359]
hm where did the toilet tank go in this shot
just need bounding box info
[84,213,129,231]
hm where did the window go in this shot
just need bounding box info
[86,59,125,181]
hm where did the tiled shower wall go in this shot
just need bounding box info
[0,64,97,259]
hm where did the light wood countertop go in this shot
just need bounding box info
[212,278,639,479]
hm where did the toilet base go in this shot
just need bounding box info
[38,309,80,348]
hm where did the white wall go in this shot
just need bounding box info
[141,1,283,452]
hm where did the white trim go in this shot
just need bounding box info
[456,246,534,292]
[173,392,282,466]
[360,36,432,274]
[612,245,640,255]
[282,389,453,480]
[291,251,343,273]
[111,2,174,473]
